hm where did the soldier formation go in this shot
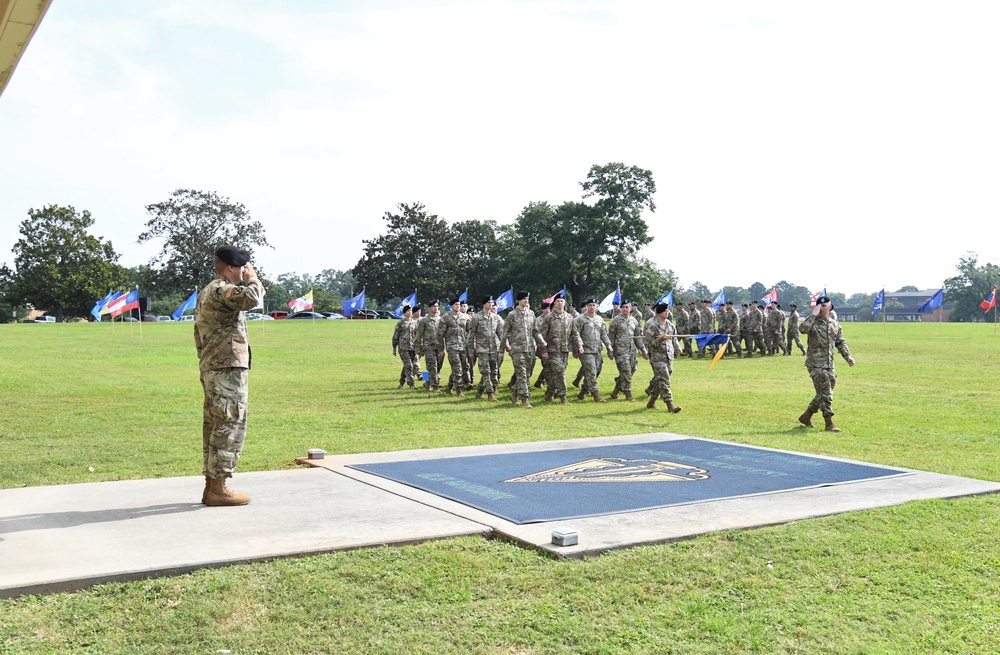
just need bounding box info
[388,290,854,429]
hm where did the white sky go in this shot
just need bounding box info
[2,0,998,297]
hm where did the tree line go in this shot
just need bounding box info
[1,168,997,322]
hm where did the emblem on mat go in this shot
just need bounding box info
[503,458,710,483]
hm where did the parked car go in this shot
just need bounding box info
[347,309,380,320]
[374,310,395,319]
[157,315,173,322]
[176,315,194,322]
[288,311,327,320]
[120,316,139,322]
[33,315,57,323]
[267,311,289,320]
[141,315,158,322]
[246,312,274,321]
[320,312,344,319]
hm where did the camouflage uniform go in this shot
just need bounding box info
[575,312,612,396]
[800,313,852,418]
[765,307,783,355]
[501,305,542,402]
[749,305,767,355]
[194,275,264,480]
[673,306,689,357]
[786,308,806,355]
[740,307,753,355]
[645,315,679,402]
[608,312,646,396]
[726,305,743,356]
[539,308,583,400]
[698,305,716,357]
[468,309,504,395]
[391,315,419,387]
[415,312,444,389]
[441,310,471,391]
[685,306,700,357]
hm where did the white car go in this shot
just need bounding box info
[246,312,274,321]
[176,315,194,322]
[157,315,173,322]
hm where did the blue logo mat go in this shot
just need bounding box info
[349,439,909,524]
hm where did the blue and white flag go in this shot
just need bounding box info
[656,290,674,306]
[394,291,417,318]
[918,288,944,313]
[598,283,621,312]
[172,290,198,321]
[458,290,468,303]
[712,289,726,311]
[90,290,116,322]
[872,289,885,315]
[342,289,366,316]
[494,288,514,311]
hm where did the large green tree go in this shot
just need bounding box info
[3,205,128,320]
[137,189,272,296]
[353,203,470,304]
[945,253,999,322]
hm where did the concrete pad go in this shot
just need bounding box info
[3,433,997,598]
[303,433,1000,558]
[0,468,490,599]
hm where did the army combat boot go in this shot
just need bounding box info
[824,415,841,432]
[204,477,250,506]
[609,384,621,400]
[545,389,554,402]
[560,395,570,405]
[577,388,587,401]
[475,389,484,399]
[521,397,533,409]
[201,475,211,504]
[666,400,682,414]
[592,392,605,403]
[624,391,635,402]
[798,410,815,428]
[646,394,658,410]
[487,392,498,402]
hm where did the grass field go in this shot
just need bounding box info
[1,320,999,653]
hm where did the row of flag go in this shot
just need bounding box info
[90,289,140,321]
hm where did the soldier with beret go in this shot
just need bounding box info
[415,299,444,391]
[391,304,419,389]
[194,245,265,506]
[441,297,471,396]
[468,295,505,401]
[575,298,613,402]
[501,291,545,408]
[538,294,583,404]
[798,295,855,432]
[644,302,682,413]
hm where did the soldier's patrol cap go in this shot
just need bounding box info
[215,245,251,267]
[402,304,412,313]
[427,299,438,307]
[540,301,551,309]
[516,291,530,301]
[621,299,631,306]
[654,302,669,314]
[585,298,598,305]
[816,295,831,305]
[449,297,461,305]
[481,295,493,305]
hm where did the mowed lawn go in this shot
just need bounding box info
[1,320,999,654]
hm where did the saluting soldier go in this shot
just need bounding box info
[574,298,613,402]
[415,299,444,391]
[391,305,419,389]
[538,293,583,404]
[468,296,505,401]
[194,245,265,506]
[608,299,648,401]
[644,302,682,413]
[441,298,471,396]
[501,291,545,408]
[798,295,855,432]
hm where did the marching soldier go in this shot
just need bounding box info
[644,302,682,412]
[468,296,504,401]
[501,291,545,408]
[391,305,419,389]
[574,298,613,402]
[786,303,806,355]
[698,299,716,358]
[685,301,700,357]
[608,299,648,401]
[415,299,444,391]
[538,293,583,404]
[441,298,471,396]
[531,301,551,389]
